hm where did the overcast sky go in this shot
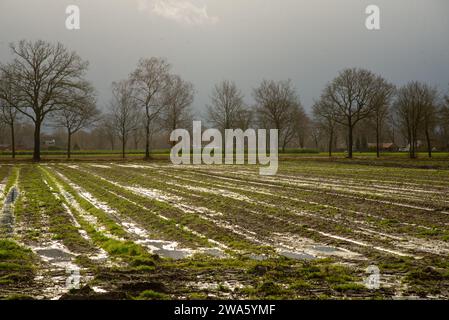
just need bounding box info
[1,0,448,117]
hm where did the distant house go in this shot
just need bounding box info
[43,139,56,147]
[367,142,398,152]
[399,140,424,152]
[0,144,10,151]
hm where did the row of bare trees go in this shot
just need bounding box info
[206,79,308,152]
[1,40,449,160]
[313,68,448,158]
[103,77,310,157]
[103,58,195,158]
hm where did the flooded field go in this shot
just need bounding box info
[1,161,449,299]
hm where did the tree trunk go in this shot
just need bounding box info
[134,133,139,150]
[67,131,72,159]
[376,119,380,158]
[299,134,304,149]
[33,121,41,162]
[144,107,151,160]
[409,132,416,159]
[407,130,413,159]
[122,138,126,159]
[347,124,353,158]
[413,138,418,159]
[328,130,333,157]
[282,137,287,153]
[10,122,15,159]
[391,123,395,145]
[425,129,432,158]
[144,122,151,160]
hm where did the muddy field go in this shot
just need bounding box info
[1,160,449,300]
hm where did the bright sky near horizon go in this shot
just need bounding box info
[0,0,448,117]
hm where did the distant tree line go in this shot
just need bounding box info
[1,40,449,160]
[312,69,448,159]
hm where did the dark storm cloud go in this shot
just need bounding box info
[1,0,448,116]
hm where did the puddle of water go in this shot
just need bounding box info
[31,242,79,266]
[90,164,111,169]
[89,250,109,262]
[117,164,154,169]
[137,239,227,260]
[0,207,14,234]
[0,187,19,236]
[273,233,363,260]
[35,248,74,261]
[154,249,191,260]
[313,245,341,253]
[30,241,84,299]
[279,250,316,260]
[247,254,268,261]
[199,248,227,258]
[187,279,245,293]
[136,239,192,260]
[92,286,108,293]
[6,187,19,203]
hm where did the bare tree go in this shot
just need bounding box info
[207,80,246,132]
[440,93,449,151]
[393,82,438,158]
[52,85,99,158]
[370,77,395,157]
[131,125,144,150]
[280,105,305,152]
[98,114,117,151]
[421,87,439,158]
[161,74,194,137]
[253,79,303,152]
[130,58,171,159]
[111,80,139,158]
[0,70,20,158]
[322,68,379,158]
[0,40,91,161]
[294,108,310,149]
[0,102,19,159]
[234,107,253,131]
[313,98,337,157]
[387,113,398,145]
[310,121,323,150]
[0,121,5,145]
